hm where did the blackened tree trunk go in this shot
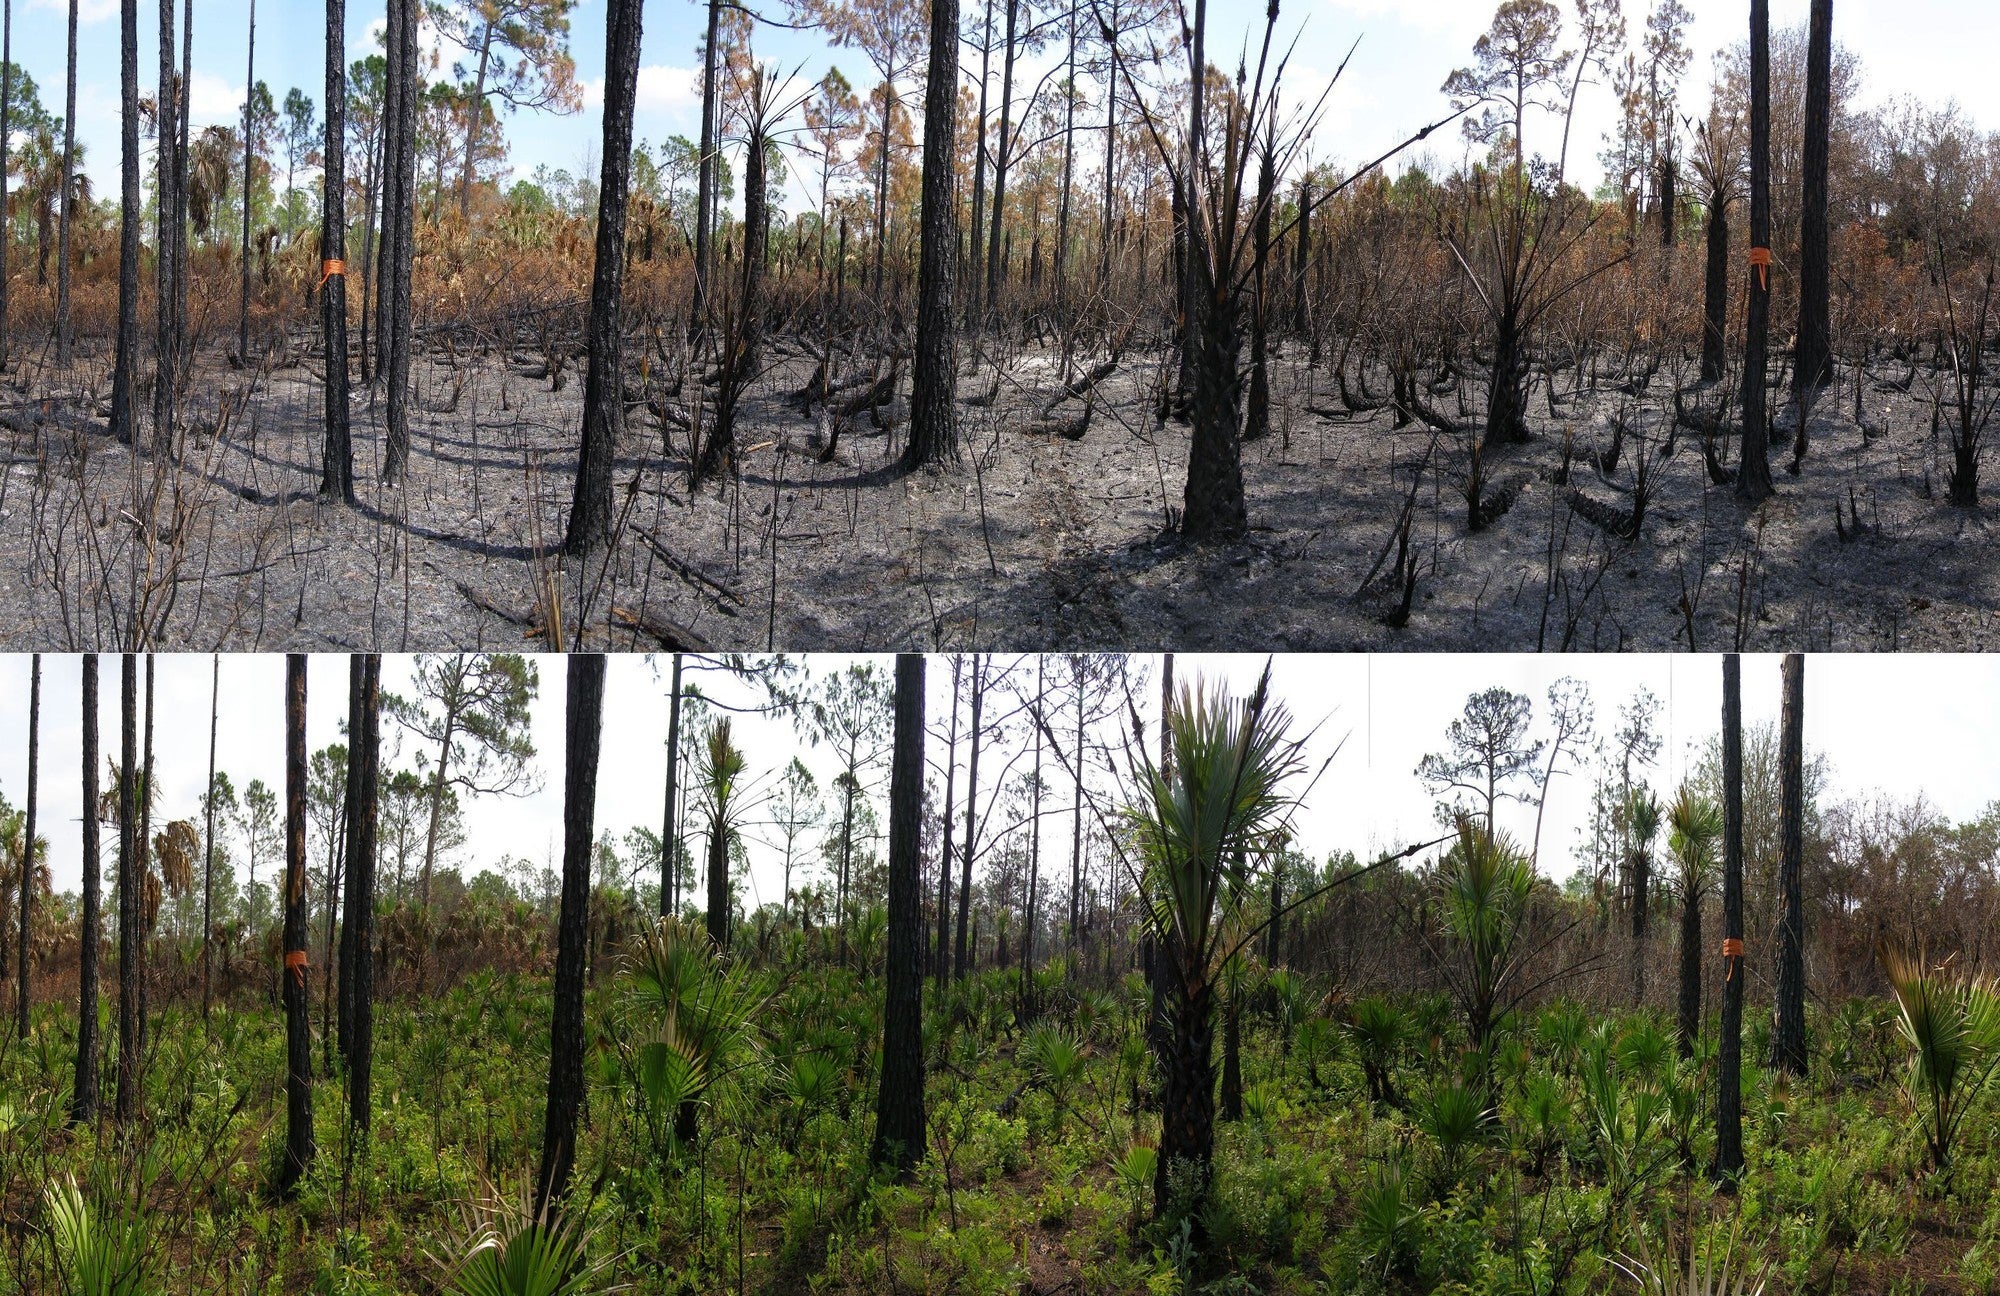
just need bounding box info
[1243,130,1274,443]
[280,654,313,1195]
[1218,988,1242,1121]
[16,654,37,1037]
[933,660,960,980]
[983,0,1020,313]
[1700,188,1729,382]
[152,0,177,451]
[1793,0,1833,402]
[239,0,255,363]
[966,0,994,325]
[202,654,218,1019]
[904,0,961,471]
[320,0,352,500]
[706,801,729,952]
[535,653,604,1219]
[1483,308,1529,450]
[693,0,721,325]
[138,655,153,1057]
[1067,677,1084,950]
[1021,659,1043,1006]
[563,0,643,554]
[1291,177,1312,339]
[52,0,74,365]
[1052,0,1076,309]
[1773,653,1806,1075]
[0,0,12,371]
[342,655,380,1133]
[954,657,984,980]
[1676,870,1700,1058]
[1736,0,1775,503]
[108,0,139,447]
[381,0,417,483]
[1182,262,1248,540]
[1715,653,1745,1183]
[659,654,682,916]
[870,652,926,1176]
[72,656,100,1123]
[114,655,137,1123]
[1097,0,1120,290]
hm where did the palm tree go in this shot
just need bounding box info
[1626,788,1660,1005]
[1122,666,1307,1224]
[1666,787,1721,1058]
[698,721,747,952]
[1425,821,1536,1061]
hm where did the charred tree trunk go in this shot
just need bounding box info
[1736,0,1775,503]
[983,0,1020,314]
[72,656,100,1123]
[201,655,217,1019]
[660,654,682,917]
[876,660,928,1176]
[16,655,37,1038]
[1484,307,1530,450]
[933,661,960,981]
[1182,263,1248,540]
[239,0,255,363]
[1154,979,1214,1224]
[113,655,137,1123]
[319,0,352,499]
[280,655,313,1195]
[1700,190,1728,383]
[534,653,604,1219]
[52,0,74,365]
[1773,653,1806,1075]
[954,657,984,981]
[341,655,380,1133]
[563,0,644,554]
[381,0,418,483]
[1793,0,1833,401]
[1715,653,1745,1183]
[1244,131,1274,443]
[151,0,177,452]
[0,0,12,371]
[1291,177,1312,339]
[693,0,720,325]
[1677,868,1701,1059]
[871,653,927,1177]
[905,0,961,470]
[108,0,139,447]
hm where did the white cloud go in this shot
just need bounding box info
[580,64,701,114]
[28,0,116,25]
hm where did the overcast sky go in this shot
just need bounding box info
[24,0,2000,220]
[4,652,1997,905]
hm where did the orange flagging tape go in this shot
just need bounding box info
[319,258,346,288]
[1747,246,1771,291]
[285,949,308,985]
[1722,936,1744,982]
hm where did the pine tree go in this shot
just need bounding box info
[280,655,314,1195]
[108,0,139,447]
[870,652,926,1176]
[1772,653,1807,1074]
[72,655,101,1124]
[1715,653,1745,1183]
[1736,0,1775,502]
[319,0,353,499]
[114,655,138,1122]
[903,0,960,469]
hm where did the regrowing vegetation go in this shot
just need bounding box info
[0,0,1987,649]
[4,650,2000,1292]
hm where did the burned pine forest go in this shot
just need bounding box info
[0,0,1991,650]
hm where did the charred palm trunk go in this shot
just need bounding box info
[706,814,729,952]
[1181,262,1248,541]
[1677,881,1700,1058]
[1154,977,1215,1225]
[563,0,643,554]
[1483,307,1530,450]
[534,653,604,1218]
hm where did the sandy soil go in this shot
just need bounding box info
[0,330,1991,651]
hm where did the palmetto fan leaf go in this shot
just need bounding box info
[153,821,199,899]
[434,1175,617,1296]
[1121,666,1309,989]
[1877,940,2000,1171]
[1666,788,1721,900]
[619,917,775,1146]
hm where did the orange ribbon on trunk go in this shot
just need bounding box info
[1747,247,1771,292]
[285,949,309,986]
[319,258,346,288]
[1722,936,1745,983]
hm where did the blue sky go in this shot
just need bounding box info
[28,0,2000,220]
[7,652,2000,906]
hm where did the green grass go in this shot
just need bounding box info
[3,955,1999,1295]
